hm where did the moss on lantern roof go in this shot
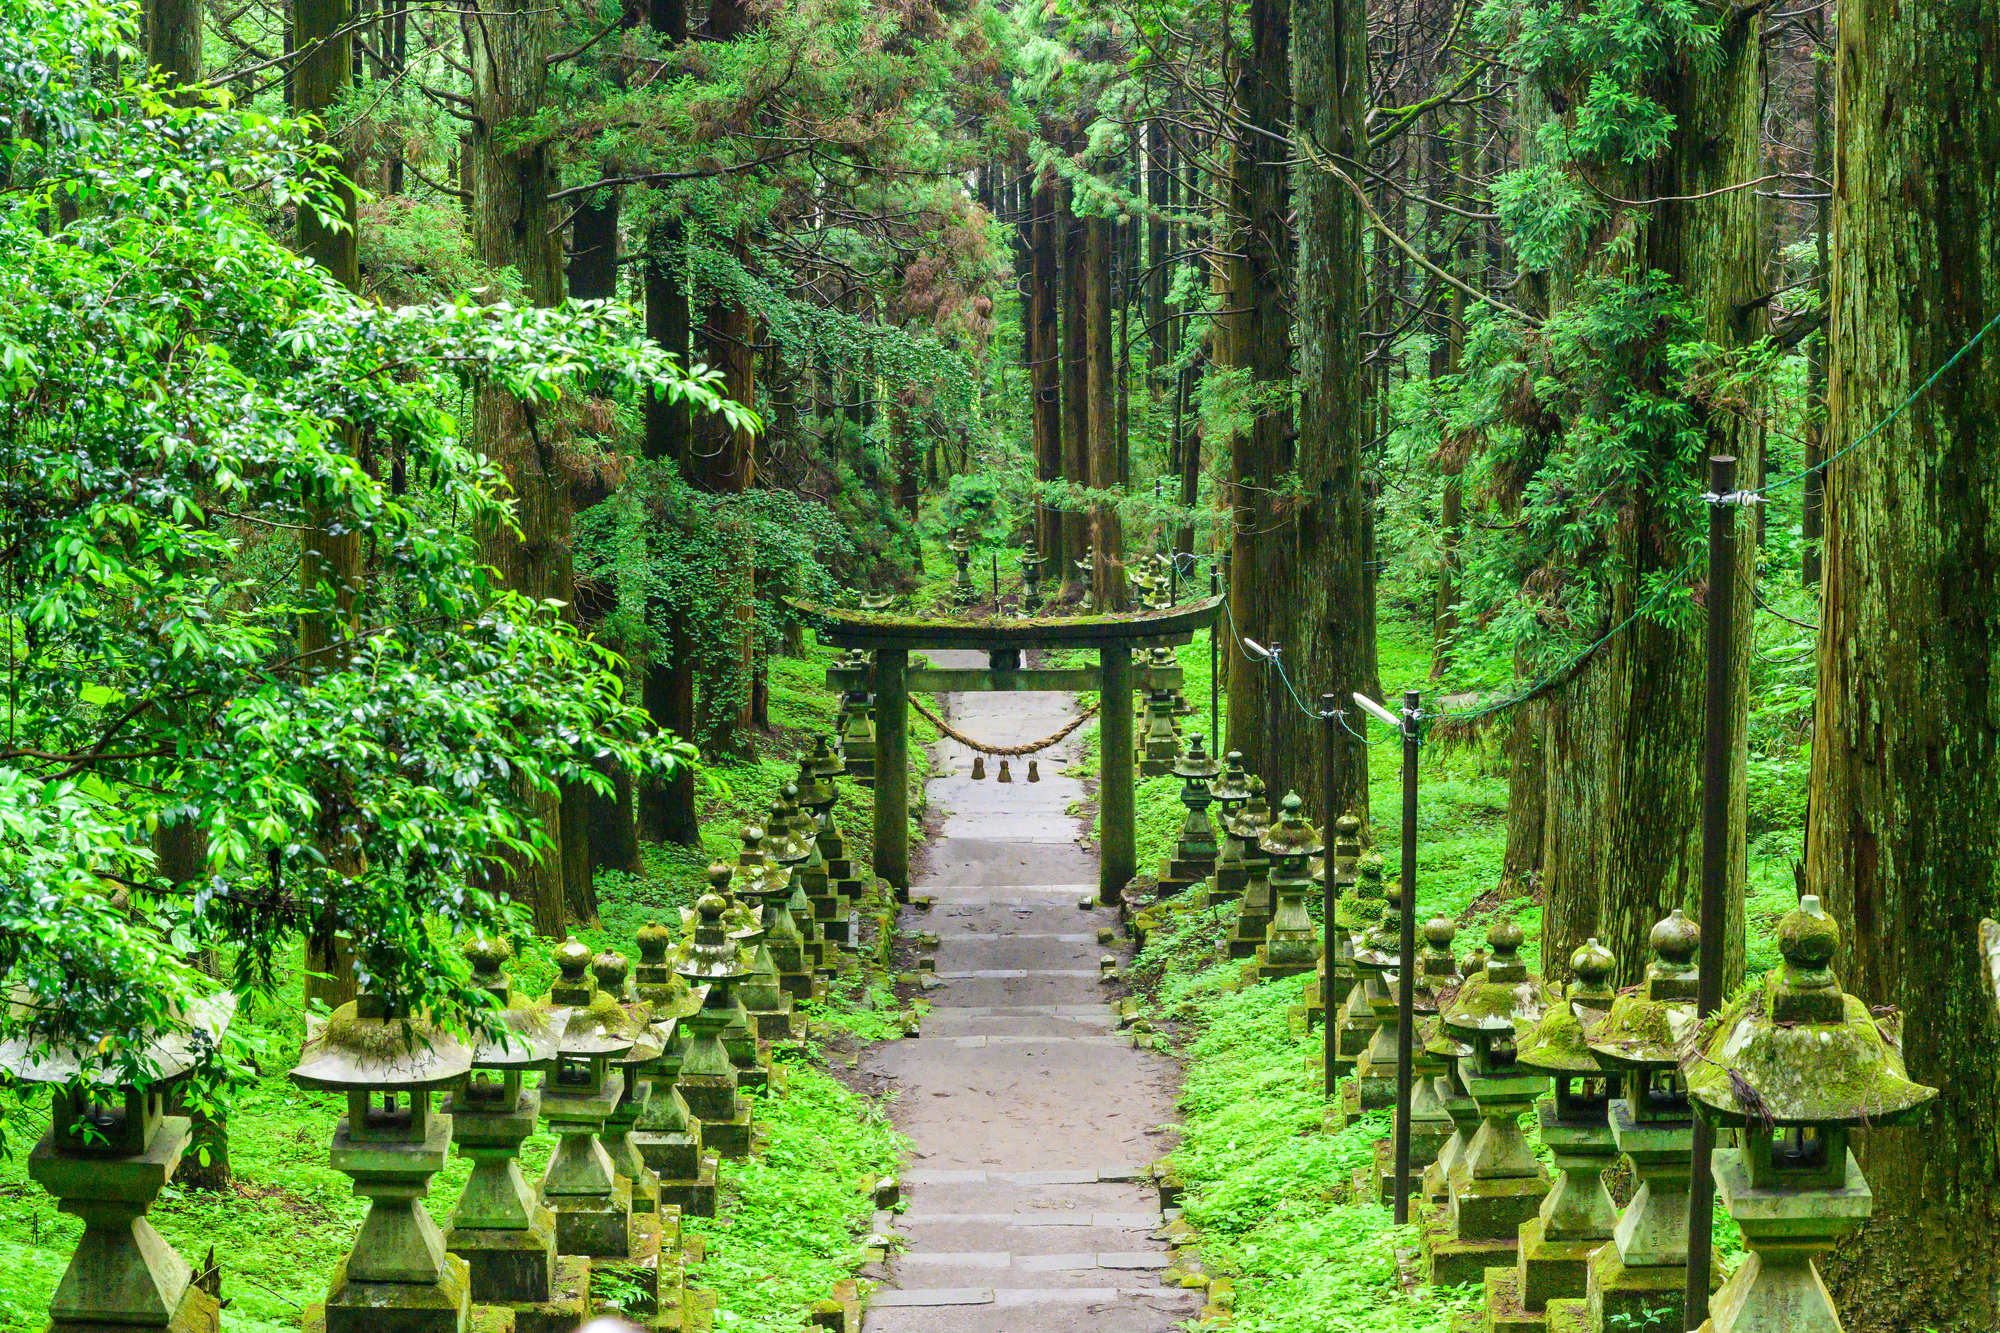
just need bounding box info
[293,1000,473,1090]
[1589,991,1698,1069]
[1687,899,1937,1126]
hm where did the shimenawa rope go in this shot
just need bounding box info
[907,696,1101,757]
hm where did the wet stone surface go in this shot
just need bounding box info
[863,650,1197,1333]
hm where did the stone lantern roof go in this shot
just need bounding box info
[1688,897,1937,1127]
[1173,733,1222,783]
[0,991,236,1088]
[1210,751,1252,804]
[675,894,750,983]
[1226,779,1271,842]
[461,936,555,1070]
[291,994,472,1092]
[1589,910,1701,1073]
[1258,792,1323,861]
[1441,920,1555,1041]
[538,938,638,1063]
[1517,938,1618,1077]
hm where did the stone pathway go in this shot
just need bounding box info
[863,650,1197,1333]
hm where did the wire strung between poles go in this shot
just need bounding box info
[908,696,1101,757]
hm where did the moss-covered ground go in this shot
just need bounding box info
[1106,585,1790,1333]
[0,640,921,1333]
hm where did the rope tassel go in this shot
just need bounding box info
[1027,760,1040,783]
[998,759,1012,782]
[971,756,986,780]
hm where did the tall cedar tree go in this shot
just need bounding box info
[1809,0,2000,1323]
[1522,2,1764,986]
[1288,0,1370,820]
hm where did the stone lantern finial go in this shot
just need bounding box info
[1684,897,1937,1333]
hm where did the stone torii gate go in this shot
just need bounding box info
[792,595,1223,907]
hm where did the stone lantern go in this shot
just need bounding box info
[806,736,866,915]
[1332,852,1390,1071]
[1075,550,1095,611]
[730,829,796,1042]
[594,952,666,1223]
[1305,814,1367,1033]
[443,937,564,1311]
[1018,538,1047,611]
[1138,688,1181,776]
[534,938,643,1258]
[674,893,757,1159]
[1,994,235,1333]
[946,527,976,605]
[1157,734,1223,895]
[290,993,474,1333]
[1224,780,1275,960]
[1419,948,1481,1216]
[842,691,877,781]
[1498,938,1621,1320]
[792,754,847,951]
[1430,920,1556,1288]
[1685,897,1936,1333]
[1397,918,1461,1172]
[761,790,819,1000]
[630,922,718,1217]
[1345,874,1405,1123]
[1207,753,1254,900]
[1249,793,1322,981]
[1584,908,1706,1332]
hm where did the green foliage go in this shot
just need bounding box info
[689,1064,906,1332]
[0,6,737,1066]
[576,460,854,745]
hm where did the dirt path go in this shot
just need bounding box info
[862,650,1197,1333]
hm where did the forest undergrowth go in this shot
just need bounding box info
[0,642,920,1333]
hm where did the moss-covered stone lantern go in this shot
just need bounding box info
[1224,780,1275,959]
[1430,920,1556,1288]
[1495,938,1621,1320]
[1345,875,1406,1120]
[593,952,666,1225]
[1138,688,1181,777]
[443,937,563,1311]
[2,994,236,1333]
[841,689,877,781]
[535,939,641,1258]
[1208,753,1254,900]
[1332,851,1390,1072]
[729,829,796,1043]
[290,993,474,1333]
[1419,948,1482,1218]
[1249,793,1322,981]
[630,922,718,1217]
[1397,918,1460,1171]
[1302,812,1366,1032]
[1157,734,1222,895]
[1018,538,1047,610]
[1583,908,1707,1332]
[792,756,845,952]
[1686,897,1936,1333]
[760,791,818,1001]
[673,894,756,1159]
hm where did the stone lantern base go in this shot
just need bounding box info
[634,1129,720,1218]
[317,1254,471,1333]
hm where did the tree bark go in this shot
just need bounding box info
[295,0,364,1008]
[1085,214,1124,609]
[1808,0,2000,1324]
[1059,177,1091,584]
[463,0,569,938]
[145,0,201,85]
[1224,0,1318,806]
[1029,167,1065,568]
[1801,12,1830,587]
[1533,2,1763,986]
